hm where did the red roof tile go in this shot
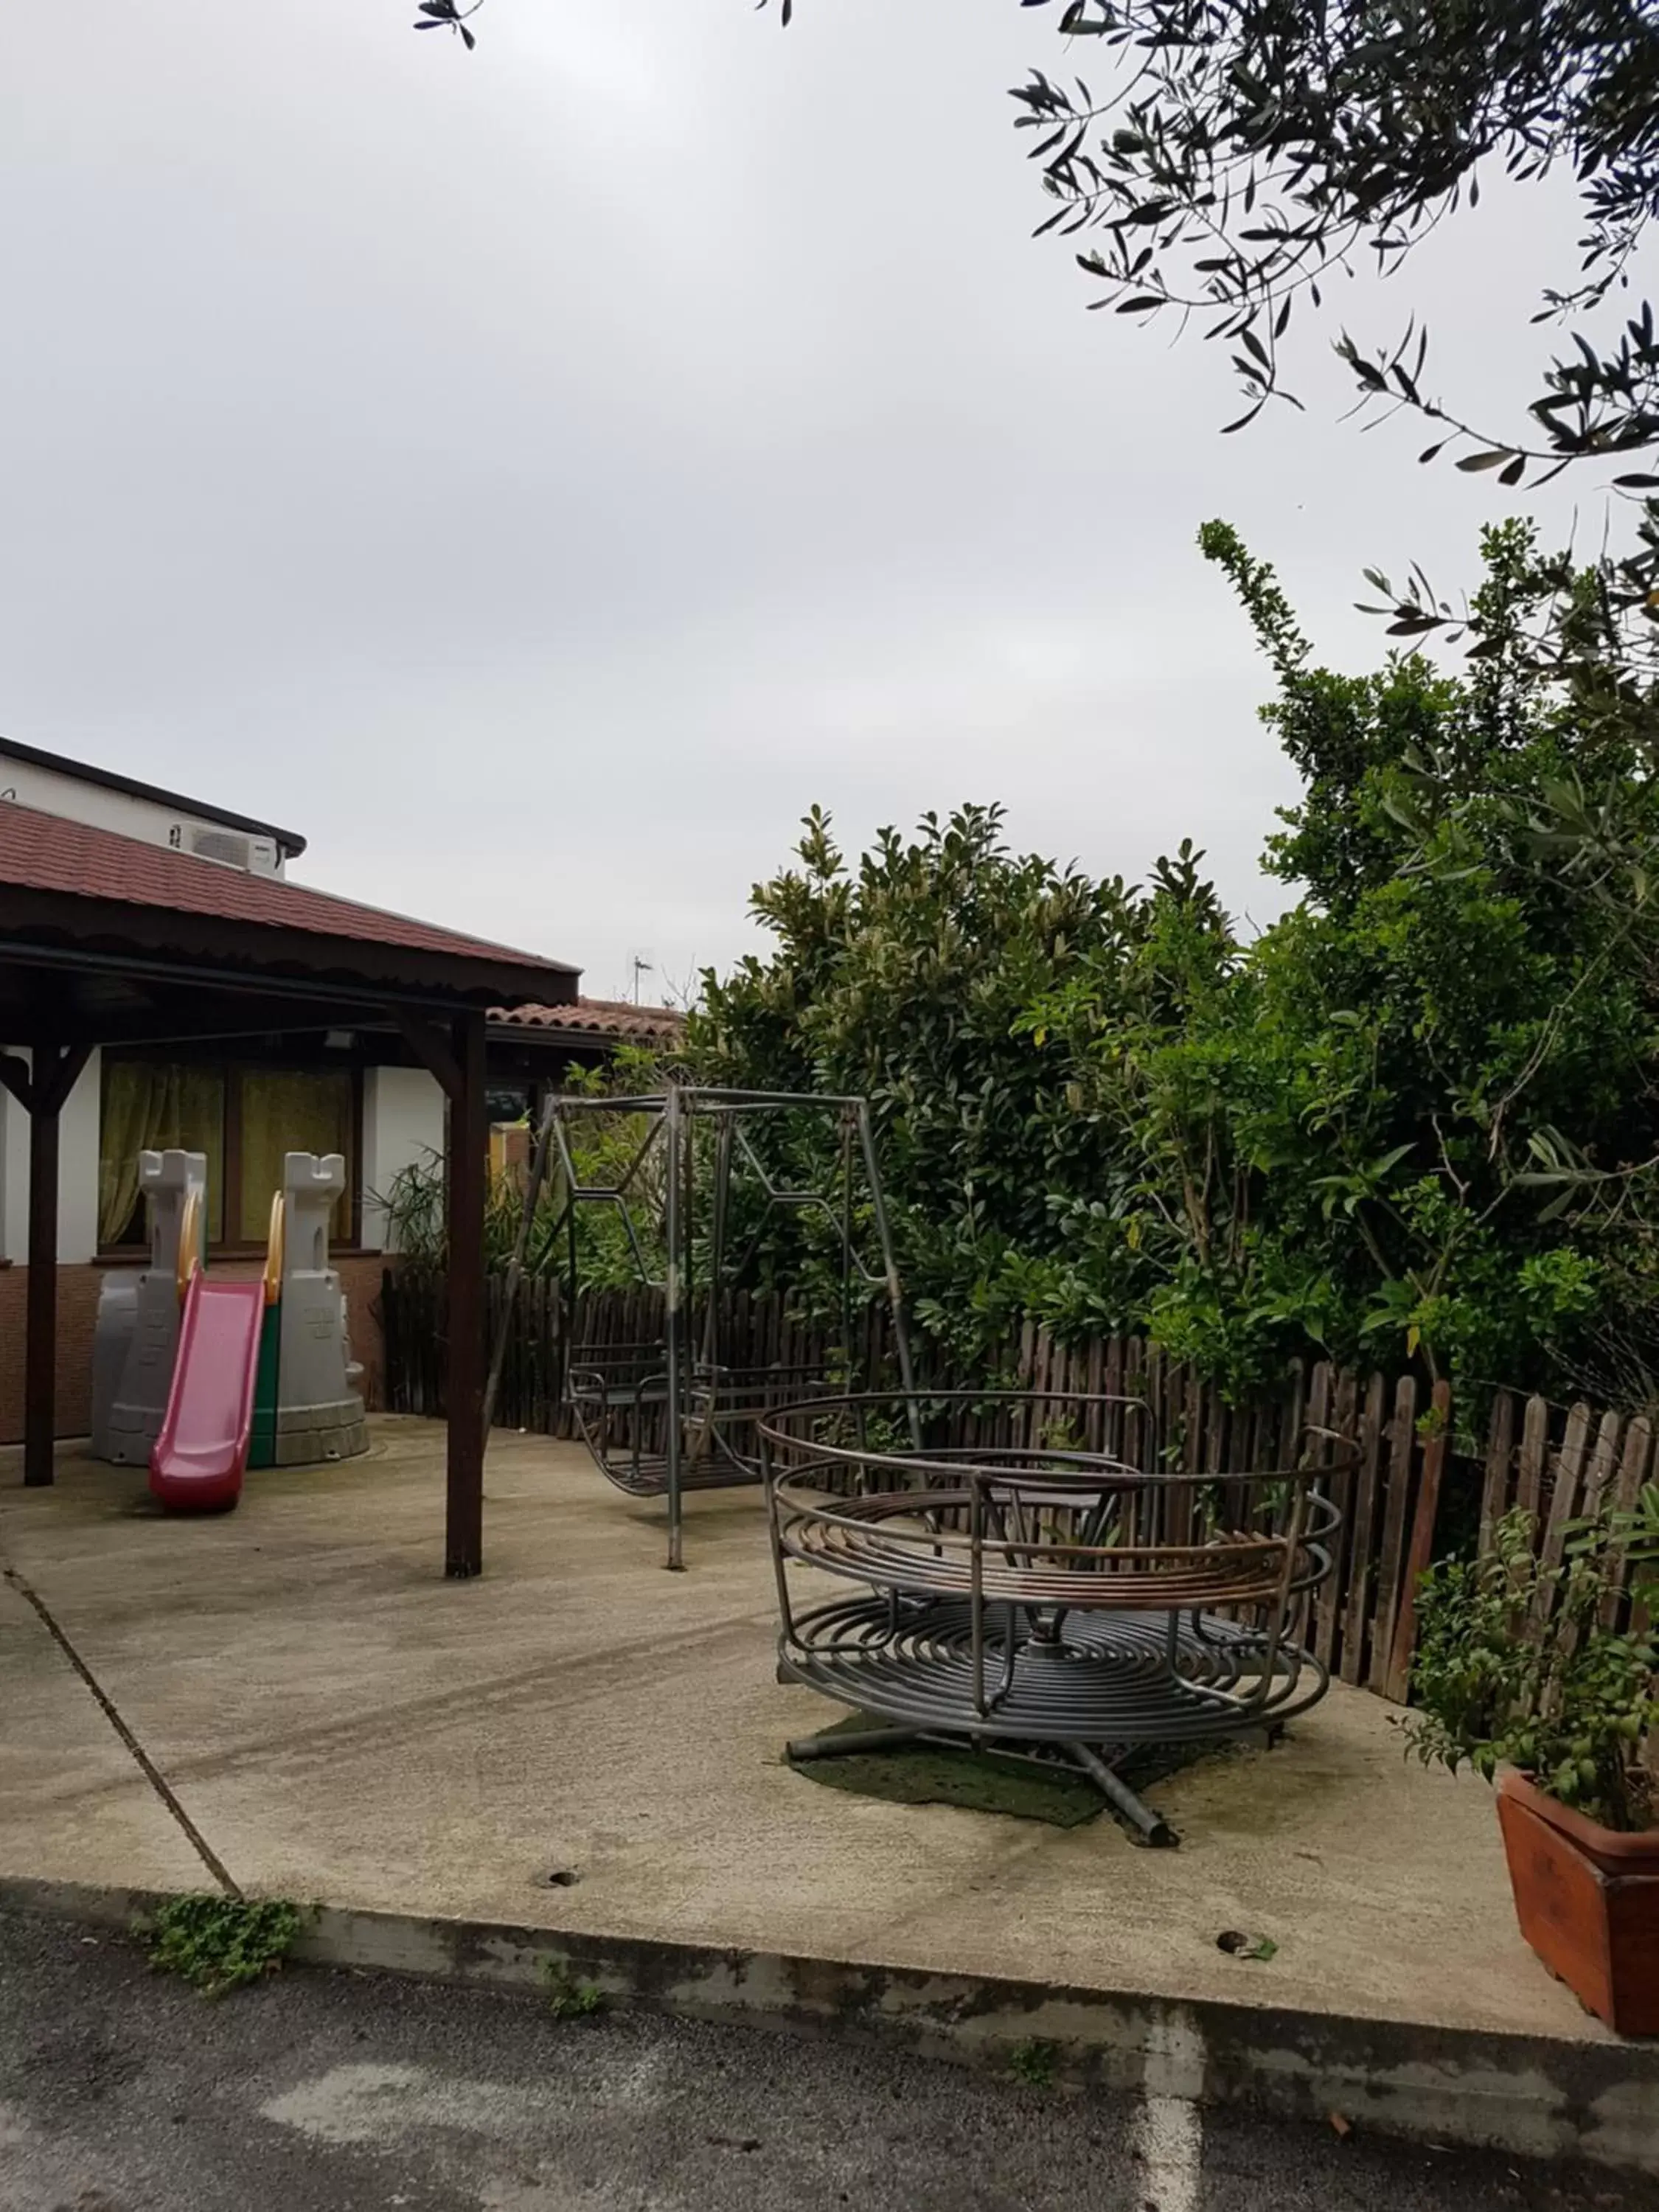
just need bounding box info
[0,801,578,984]
[493,996,686,1042]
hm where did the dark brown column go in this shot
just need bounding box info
[23,1096,59,1486]
[15,1043,90,1488]
[444,1009,488,1577]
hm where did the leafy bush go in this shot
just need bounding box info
[1405,1502,1659,1833]
[142,1893,302,1997]
[372,1152,531,1276]
[689,519,1659,1405]
[691,804,1235,1366]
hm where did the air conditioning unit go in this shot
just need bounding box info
[186,825,279,875]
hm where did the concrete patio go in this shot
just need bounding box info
[0,1416,1612,2043]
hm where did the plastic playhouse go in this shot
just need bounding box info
[91,1147,367,1512]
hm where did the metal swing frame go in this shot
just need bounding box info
[481,1085,918,1568]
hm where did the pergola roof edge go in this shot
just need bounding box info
[0,803,580,1011]
[0,907,576,1023]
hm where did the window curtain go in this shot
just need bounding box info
[237,1068,352,1243]
[97,1062,226,1248]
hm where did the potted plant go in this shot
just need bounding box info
[1406,1495,1659,2034]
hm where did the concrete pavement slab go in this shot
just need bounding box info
[0,1420,1615,2043]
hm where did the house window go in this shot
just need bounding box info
[99,1057,358,1252]
[98,1062,226,1248]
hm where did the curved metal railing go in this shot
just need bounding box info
[760,1391,1349,1753]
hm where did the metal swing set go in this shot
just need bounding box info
[481,1085,917,1568]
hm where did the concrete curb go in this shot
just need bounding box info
[5,1873,1656,2178]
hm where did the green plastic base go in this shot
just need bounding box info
[248,1301,281,1472]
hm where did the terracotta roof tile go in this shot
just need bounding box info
[0,801,578,982]
[493,997,686,1041]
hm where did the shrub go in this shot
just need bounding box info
[1405,1502,1659,1833]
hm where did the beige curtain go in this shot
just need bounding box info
[237,1068,352,1244]
[97,1062,226,1248]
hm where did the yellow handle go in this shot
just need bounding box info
[263,1192,285,1307]
[176,1185,201,1305]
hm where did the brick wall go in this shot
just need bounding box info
[0,1265,101,1443]
[0,1256,389,1444]
[338,1256,387,1414]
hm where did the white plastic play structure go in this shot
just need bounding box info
[92,1149,206,1464]
[91,1147,366,1481]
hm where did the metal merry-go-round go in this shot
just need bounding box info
[761,1388,1348,1843]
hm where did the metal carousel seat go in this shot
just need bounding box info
[761,1391,1347,1844]
[565,1346,838,1498]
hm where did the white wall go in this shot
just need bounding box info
[0,1076,24,1263]
[59,1053,100,1261]
[0,760,285,874]
[359,1066,445,1253]
[0,1047,102,1264]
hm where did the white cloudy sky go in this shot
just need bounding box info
[0,1,1616,1000]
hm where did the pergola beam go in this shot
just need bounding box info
[392,1009,465,1103]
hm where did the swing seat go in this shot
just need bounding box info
[565,1352,838,1497]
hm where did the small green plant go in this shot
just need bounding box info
[1216,1929,1279,1961]
[540,1957,605,2019]
[1405,1503,1659,1834]
[1037,1413,1083,1455]
[1009,2038,1058,2090]
[141,1893,302,1997]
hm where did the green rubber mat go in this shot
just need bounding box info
[786,1717,1237,1828]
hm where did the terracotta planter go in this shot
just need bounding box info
[1496,1770,1659,2035]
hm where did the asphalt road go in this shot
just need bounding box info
[0,1907,1647,2212]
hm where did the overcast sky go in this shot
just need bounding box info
[1,2,1613,1001]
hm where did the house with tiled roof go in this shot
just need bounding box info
[0,740,682,1453]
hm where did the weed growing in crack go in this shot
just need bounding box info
[540,1957,605,2019]
[139,1893,302,1997]
[1009,2038,1058,2090]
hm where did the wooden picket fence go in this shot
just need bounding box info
[999,1324,1453,1704]
[1478,1388,1655,1633]
[380,1271,1506,1703]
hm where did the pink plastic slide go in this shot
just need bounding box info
[148,1274,265,1511]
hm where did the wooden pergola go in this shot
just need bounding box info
[0,804,580,1577]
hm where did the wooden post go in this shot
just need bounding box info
[1479,1389,1516,1551]
[1601,1416,1655,1630]
[1340,1372,1388,1686]
[7,1043,90,1489]
[1515,1394,1550,1518]
[1529,1400,1592,1643]
[1385,1377,1453,1703]
[1314,1366,1358,1674]
[444,1010,487,1578]
[390,1006,490,1576]
[1368,1372,1419,1698]
[24,1093,60,1487]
